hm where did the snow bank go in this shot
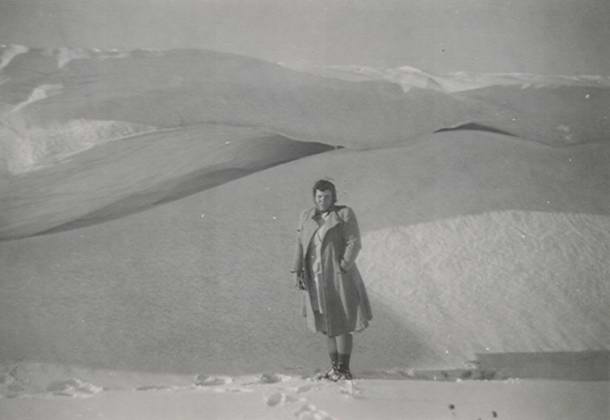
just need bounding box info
[359,210,610,366]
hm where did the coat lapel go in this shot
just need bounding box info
[301,208,319,253]
[318,210,340,245]
[301,207,341,251]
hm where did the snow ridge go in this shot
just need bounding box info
[0,44,29,70]
[281,61,610,92]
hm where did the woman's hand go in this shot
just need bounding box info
[292,270,306,290]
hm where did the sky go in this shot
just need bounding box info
[1,0,609,74]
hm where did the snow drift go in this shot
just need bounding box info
[1,128,608,374]
[2,44,609,176]
[0,45,609,377]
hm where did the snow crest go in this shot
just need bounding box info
[1,119,159,174]
[0,44,29,71]
[56,47,91,68]
[10,84,64,114]
[281,61,610,93]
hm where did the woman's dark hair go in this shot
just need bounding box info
[312,179,337,203]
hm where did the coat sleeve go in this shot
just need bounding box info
[291,209,307,273]
[339,207,362,272]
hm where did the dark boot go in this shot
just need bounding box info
[338,353,352,380]
[317,352,339,380]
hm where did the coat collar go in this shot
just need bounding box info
[301,206,343,249]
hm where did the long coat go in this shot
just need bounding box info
[292,205,373,337]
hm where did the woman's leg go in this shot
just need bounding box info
[327,335,338,354]
[326,336,339,374]
[336,333,352,354]
[336,333,353,378]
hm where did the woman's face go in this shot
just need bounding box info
[314,189,334,212]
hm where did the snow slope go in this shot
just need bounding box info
[0,124,333,239]
[0,47,609,401]
[1,130,608,375]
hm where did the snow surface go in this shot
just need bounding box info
[1,46,609,419]
[0,361,607,420]
[1,130,608,374]
[360,211,610,365]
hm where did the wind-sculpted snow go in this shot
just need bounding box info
[0,125,334,239]
[0,46,467,173]
[2,45,609,175]
[9,83,63,114]
[282,63,445,92]
[55,47,92,69]
[0,44,29,70]
[0,131,608,375]
[287,62,610,93]
[457,85,610,146]
[1,118,159,174]
[445,71,610,91]
[1,45,609,378]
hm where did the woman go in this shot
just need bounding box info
[291,180,373,381]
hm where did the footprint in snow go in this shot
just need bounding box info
[265,392,300,407]
[294,403,335,420]
[295,384,313,393]
[194,374,233,387]
[46,378,103,397]
[136,385,170,391]
[339,381,364,399]
[259,373,282,384]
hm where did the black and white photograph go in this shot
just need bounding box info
[0,1,608,419]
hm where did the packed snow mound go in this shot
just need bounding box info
[359,211,610,367]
